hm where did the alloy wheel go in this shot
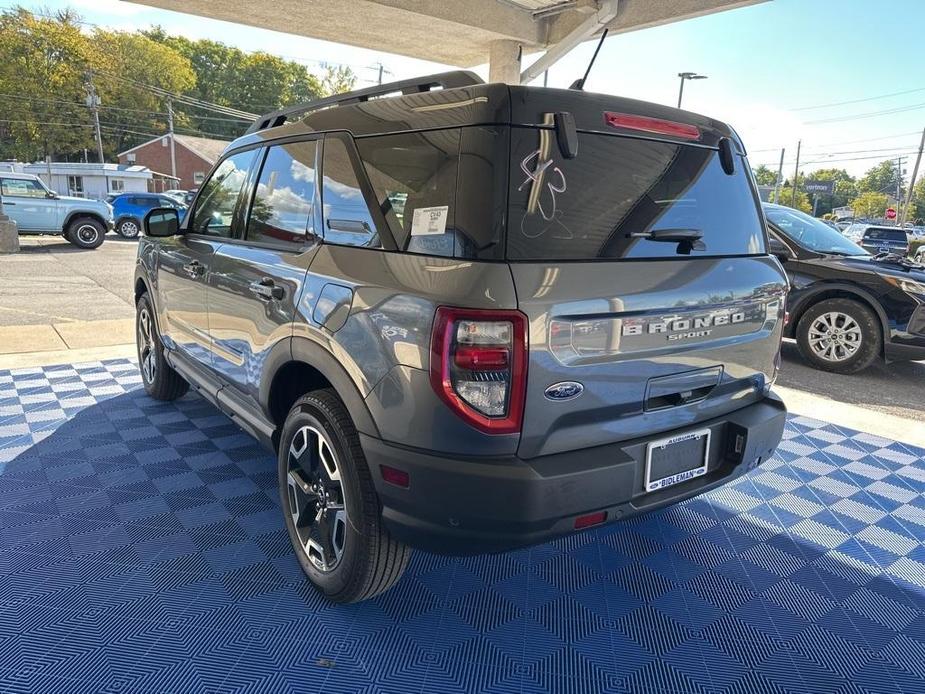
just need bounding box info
[807,311,862,362]
[137,307,156,384]
[120,220,140,238]
[286,425,348,573]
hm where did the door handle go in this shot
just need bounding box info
[182,260,205,277]
[327,219,371,235]
[3,201,15,205]
[249,277,284,300]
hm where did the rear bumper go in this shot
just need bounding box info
[363,392,787,554]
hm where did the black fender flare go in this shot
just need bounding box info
[259,336,380,438]
[62,210,107,232]
[788,281,890,343]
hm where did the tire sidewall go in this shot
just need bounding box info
[796,299,881,373]
[278,397,369,598]
[136,294,165,395]
[67,218,104,249]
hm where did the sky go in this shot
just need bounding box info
[9,0,925,180]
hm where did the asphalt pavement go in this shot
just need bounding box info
[778,340,925,423]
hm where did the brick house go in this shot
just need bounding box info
[118,134,229,191]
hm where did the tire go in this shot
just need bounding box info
[65,217,105,249]
[796,298,881,374]
[136,293,189,400]
[279,389,410,603]
[116,218,141,239]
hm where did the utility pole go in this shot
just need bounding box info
[84,71,105,166]
[900,127,925,227]
[791,139,801,208]
[167,99,177,180]
[774,148,785,203]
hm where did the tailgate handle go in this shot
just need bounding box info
[645,366,723,411]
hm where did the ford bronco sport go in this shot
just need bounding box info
[134,72,788,603]
[0,172,113,248]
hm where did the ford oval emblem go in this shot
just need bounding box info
[544,381,583,401]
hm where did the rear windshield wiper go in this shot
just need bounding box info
[630,228,705,254]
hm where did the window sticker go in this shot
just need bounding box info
[410,205,449,236]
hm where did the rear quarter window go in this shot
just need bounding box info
[507,129,766,261]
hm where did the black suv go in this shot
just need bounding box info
[765,203,925,372]
[134,72,788,602]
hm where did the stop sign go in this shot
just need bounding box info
[885,207,897,220]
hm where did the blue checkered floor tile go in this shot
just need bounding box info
[1,358,924,693]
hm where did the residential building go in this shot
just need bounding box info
[0,161,166,200]
[118,134,229,191]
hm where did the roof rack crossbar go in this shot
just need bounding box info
[245,70,484,134]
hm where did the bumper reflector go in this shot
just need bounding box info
[574,511,607,530]
[380,465,410,489]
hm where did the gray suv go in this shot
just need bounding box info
[0,172,113,248]
[134,72,788,602]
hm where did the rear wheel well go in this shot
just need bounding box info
[789,289,884,353]
[134,278,148,304]
[268,361,333,430]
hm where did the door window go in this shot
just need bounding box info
[189,150,256,238]
[1,178,46,198]
[245,140,318,249]
[321,136,380,248]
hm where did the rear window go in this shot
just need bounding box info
[507,129,765,260]
[863,228,906,242]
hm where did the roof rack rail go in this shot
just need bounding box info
[245,70,484,134]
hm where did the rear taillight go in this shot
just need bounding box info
[430,307,527,434]
[603,112,701,141]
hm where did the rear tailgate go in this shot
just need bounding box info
[507,126,787,459]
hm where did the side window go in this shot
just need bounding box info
[355,129,460,258]
[246,140,317,249]
[189,150,256,238]
[1,178,46,198]
[321,136,380,248]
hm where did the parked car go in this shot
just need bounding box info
[0,172,112,248]
[162,189,188,205]
[183,189,198,205]
[842,222,867,243]
[111,192,186,238]
[764,203,925,373]
[134,71,788,602]
[859,225,910,256]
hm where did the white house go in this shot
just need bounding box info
[0,162,175,200]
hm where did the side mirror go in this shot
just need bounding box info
[46,191,58,199]
[768,236,791,262]
[145,207,180,237]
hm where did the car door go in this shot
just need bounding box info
[207,139,322,399]
[0,177,57,231]
[155,149,258,368]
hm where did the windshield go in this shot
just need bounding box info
[765,206,868,256]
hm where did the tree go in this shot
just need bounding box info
[88,30,196,159]
[858,160,903,198]
[753,165,777,187]
[908,177,925,222]
[851,191,890,219]
[319,65,357,96]
[771,187,812,213]
[0,8,94,161]
[802,167,857,216]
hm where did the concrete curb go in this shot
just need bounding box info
[0,343,136,370]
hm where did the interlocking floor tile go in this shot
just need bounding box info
[1,358,923,693]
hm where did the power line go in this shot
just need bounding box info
[790,86,925,112]
[804,102,925,125]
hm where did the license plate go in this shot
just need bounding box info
[645,428,711,493]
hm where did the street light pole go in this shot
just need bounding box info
[677,72,707,108]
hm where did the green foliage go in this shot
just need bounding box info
[770,187,812,213]
[0,8,356,160]
[851,191,890,218]
[753,164,777,187]
[858,160,903,198]
[804,168,857,216]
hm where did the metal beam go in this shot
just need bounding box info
[520,0,619,84]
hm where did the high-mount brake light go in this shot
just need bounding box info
[603,112,701,141]
[430,307,527,435]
